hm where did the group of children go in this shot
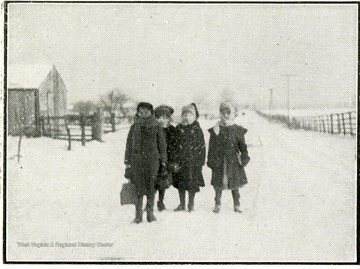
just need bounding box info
[124,101,250,224]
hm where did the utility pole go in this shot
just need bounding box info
[269,88,273,110]
[281,74,297,128]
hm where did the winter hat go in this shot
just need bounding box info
[137,102,154,114]
[181,104,196,117]
[154,105,174,118]
[191,103,200,119]
[219,102,237,115]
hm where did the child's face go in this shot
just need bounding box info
[138,108,152,118]
[220,108,235,121]
[182,112,196,125]
[157,115,170,128]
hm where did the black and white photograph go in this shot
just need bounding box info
[3,1,358,263]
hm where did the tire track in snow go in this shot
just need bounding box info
[247,134,265,220]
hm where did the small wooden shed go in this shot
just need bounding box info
[7,64,67,136]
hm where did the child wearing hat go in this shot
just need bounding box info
[124,102,167,223]
[154,105,178,211]
[207,102,250,213]
[173,103,206,212]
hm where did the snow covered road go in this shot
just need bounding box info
[6,111,356,262]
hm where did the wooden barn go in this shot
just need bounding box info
[7,64,67,136]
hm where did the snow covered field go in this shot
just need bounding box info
[5,111,356,262]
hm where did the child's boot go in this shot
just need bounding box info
[213,189,222,213]
[174,189,186,211]
[147,209,157,222]
[188,191,195,212]
[157,189,166,211]
[133,195,143,224]
[234,205,242,213]
[232,189,242,213]
[157,201,166,211]
[146,195,157,222]
[213,204,221,213]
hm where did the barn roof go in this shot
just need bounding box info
[7,64,54,89]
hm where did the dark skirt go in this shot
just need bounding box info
[173,164,204,192]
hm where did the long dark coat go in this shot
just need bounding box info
[207,124,250,190]
[173,121,206,192]
[155,125,178,190]
[163,125,178,163]
[124,123,167,196]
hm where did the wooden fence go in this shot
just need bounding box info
[257,111,357,136]
[41,112,127,150]
[103,113,131,133]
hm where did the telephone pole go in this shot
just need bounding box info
[269,88,273,110]
[281,74,297,128]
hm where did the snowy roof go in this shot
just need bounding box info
[7,64,53,89]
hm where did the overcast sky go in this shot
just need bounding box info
[7,3,358,110]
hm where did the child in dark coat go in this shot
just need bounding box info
[154,105,178,211]
[124,102,167,223]
[207,102,250,213]
[173,103,206,212]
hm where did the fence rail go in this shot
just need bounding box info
[41,115,92,138]
[41,112,127,150]
[103,113,130,133]
[257,110,357,136]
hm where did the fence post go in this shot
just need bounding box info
[111,112,116,132]
[341,113,346,135]
[330,114,334,134]
[310,117,313,131]
[46,116,51,137]
[41,116,45,136]
[306,117,309,130]
[326,115,329,134]
[92,108,103,142]
[349,112,354,136]
[337,114,341,134]
[64,116,71,151]
[80,113,86,146]
[325,115,329,133]
[322,118,326,133]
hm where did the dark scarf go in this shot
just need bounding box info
[132,115,159,152]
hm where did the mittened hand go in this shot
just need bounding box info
[124,166,132,179]
[241,156,250,167]
[160,163,168,176]
[168,163,181,173]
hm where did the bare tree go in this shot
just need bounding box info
[113,89,131,112]
[72,100,98,116]
[99,88,131,116]
[99,91,115,113]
